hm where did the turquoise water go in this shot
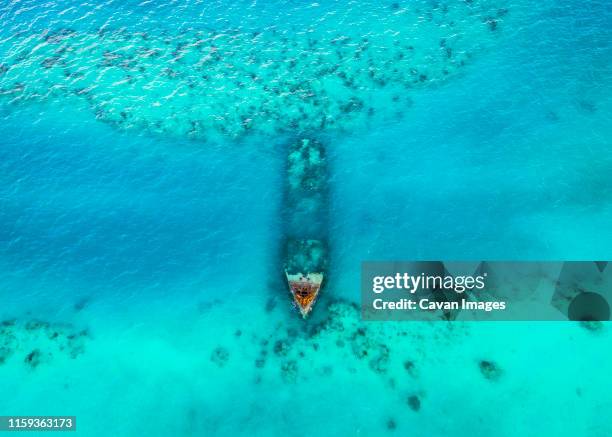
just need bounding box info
[1,0,611,436]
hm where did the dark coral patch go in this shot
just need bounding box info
[211,347,230,367]
[403,360,417,377]
[24,349,43,368]
[273,340,289,357]
[479,360,502,381]
[407,395,421,412]
[281,360,298,382]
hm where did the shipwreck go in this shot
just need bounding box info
[282,138,329,317]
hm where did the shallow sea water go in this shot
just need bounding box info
[1,0,611,436]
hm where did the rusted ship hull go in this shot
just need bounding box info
[286,271,324,317]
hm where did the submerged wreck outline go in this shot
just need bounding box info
[283,138,329,317]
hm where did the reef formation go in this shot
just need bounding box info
[223,299,465,384]
[0,0,508,142]
[0,318,89,369]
